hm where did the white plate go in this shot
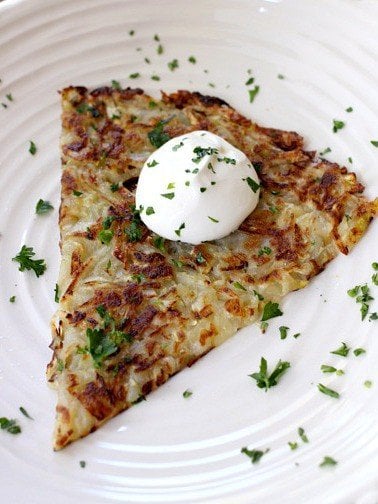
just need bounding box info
[0,0,377,502]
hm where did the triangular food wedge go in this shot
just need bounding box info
[47,87,377,449]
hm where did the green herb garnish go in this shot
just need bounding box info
[29,141,37,155]
[245,77,255,86]
[332,119,345,133]
[12,245,46,277]
[298,427,309,443]
[19,407,33,420]
[248,85,260,103]
[233,282,247,291]
[330,342,350,357]
[208,216,219,223]
[183,389,192,398]
[241,447,269,464]
[161,192,175,200]
[288,441,298,450]
[0,417,21,435]
[192,146,218,164]
[279,326,289,340]
[353,348,366,357]
[371,140,378,147]
[154,236,165,252]
[318,383,340,399]
[147,159,159,167]
[54,283,59,303]
[319,456,337,467]
[129,72,140,79]
[111,79,121,89]
[258,246,271,257]
[73,190,83,196]
[175,222,185,237]
[188,56,196,64]
[79,460,86,468]
[9,295,16,303]
[98,229,114,245]
[244,176,260,193]
[35,199,53,215]
[168,59,179,71]
[249,357,290,391]
[261,301,283,321]
[148,118,172,148]
[146,206,155,216]
[345,106,353,113]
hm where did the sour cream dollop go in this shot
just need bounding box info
[135,130,260,245]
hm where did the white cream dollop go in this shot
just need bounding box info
[135,130,260,245]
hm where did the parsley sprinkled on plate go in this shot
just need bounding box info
[0,417,21,435]
[353,348,366,357]
[332,119,345,133]
[261,301,283,321]
[9,295,16,303]
[188,56,196,64]
[279,326,289,340]
[319,147,331,156]
[29,141,37,155]
[298,427,309,443]
[111,79,121,89]
[241,447,269,464]
[245,77,254,86]
[288,441,298,450]
[174,222,185,237]
[183,389,192,398]
[371,140,378,147]
[151,74,161,81]
[129,72,140,79]
[248,86,260,103]
[35,199,53,215]
[345,106,353,113]
[19,407,33,420]
[318,383,340,399]
[161,192,175,200]
[145,206,155,216]
[12,245,47,277]
[168,59,179,71]
[330,342,350,357]
[249,357,290,391]
[319,456,337,468]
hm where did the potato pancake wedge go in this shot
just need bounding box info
[48,86,377,449]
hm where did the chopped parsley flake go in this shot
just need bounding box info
[261,301,283,321]
[131,274,145,284]
[154,34,160,42]
[245,77,255,86]
[372,273,378,286]
[147,159,159,167]
[98,229,113,245]
[319,456,337,467]
[73,190,83,196]
[110,183,119,192]
[29,141,37,155]
[208,216,219,223]
[148,118,172,148]
[371,140,378,147]
[125,206,143,242]
[6,93,13,102]
[151,74,161,81]
[233,281,247,291]
[277,74,285,79]
[208,162,215,173]
[35,199,53,215]
[319,147,331,156]
[172,141,184,151]
[153,236,165,252]
[12,245,47,277]
[332,119,345,133]
[168,59,179,71]
[353,348,366,357]
[129,30,135,36]
[364,380,373,388]
[217,156,235,164]
[19,407,33,420]
[183,389,192,398]
[79,460,86,468]
[345,106,353,113]
[298,427,309,443]
[244,177,260,193]
[188,56,196,64]
[167,182,175,189]
[241,447,269,464]
[54,283,59,303]
[348,157,353,163]
[258,246,271,257]
[321,365,337,374]
[185,181,190,186]
[330,342,350,357]
[249,357,290,391]
[248,85,260,103]
[253,290,264,301]
[129,72,140,79]
[288,441,298,450]
[146,206,155,216]
[318,383,340,399]
[9,296,16,303]
[269,205,279,214]
[111,79,121,89]
[157,44,164,55]
[161,192,175,200]
[279,326,289,340]
[0,417,21,435]
[57,359,64,372]
[200,187,207,193]
[175,222,185,236]
[192,146,218,164]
